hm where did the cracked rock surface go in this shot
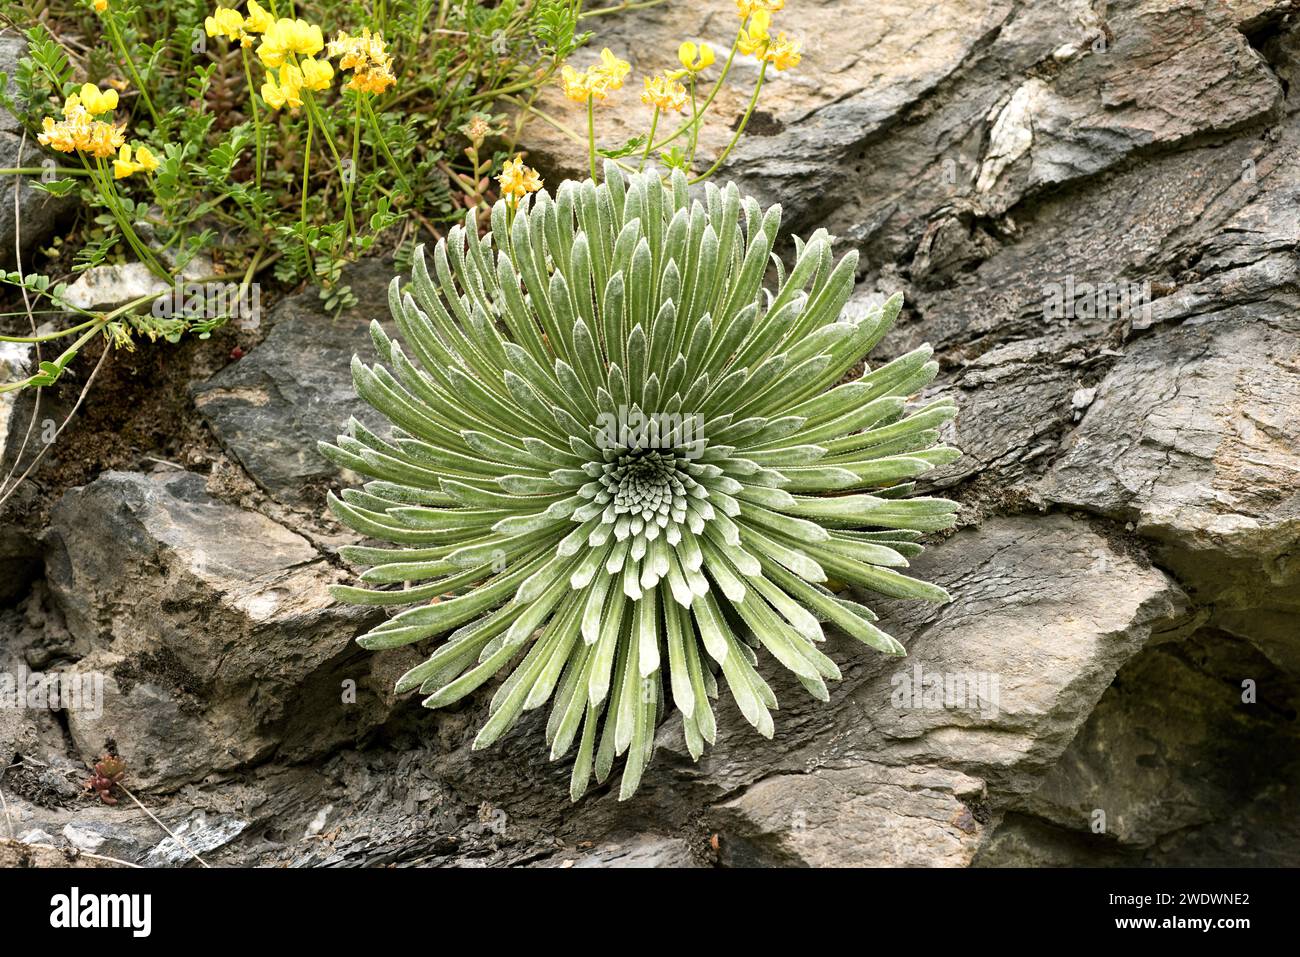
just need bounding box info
[1,0,1298,866]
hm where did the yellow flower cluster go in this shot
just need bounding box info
[328,28,396,95]
[641,73,689,113]
[37,84,125,158]
[256,17,324,68]
[113,142,160,179]
[239,14,333,110]
[261,64,301,109]
[497,154,543,202]
[561,48,631,103]
[205,7,251,47]
[737,9,802,71]
[201,7,400,109]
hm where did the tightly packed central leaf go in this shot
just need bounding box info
[322,163,960,800]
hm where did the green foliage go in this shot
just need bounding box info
[1,0,592,292]
[324,165,961,800]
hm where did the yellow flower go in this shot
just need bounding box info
[299,56,334,92]
[133,144,160,173]
[38,115,81,153]
[763,33,802,70]
[76,83,119,117]
[560,64,594,102]
[497,155,542,202]
[677,40,716,73]
[112,142,160,178]
[736,0,783,16]
[244,0,273,34]
[93,0,108,12]
[83,119,125,158]
[641,73,689,113]
[113,144,139,178]
[596,48,631,89]
[39,93,125,157]
[329,28,387,70]
[736,11,800,71]
[260,63,304,109]
[348,63,396,94]
[205,7,246,43]
[256,18,324,68]
[329,29,396,95]
[737,9,770,55]
[560,49,630,103]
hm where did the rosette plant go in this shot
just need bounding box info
[322,163,960,800]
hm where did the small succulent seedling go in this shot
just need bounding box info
[323,164,959,799]
[85,753,128,805]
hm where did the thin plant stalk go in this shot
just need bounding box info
[241,47,265,189]
[586,94,596,182]
[638,105,659,171]
[691,61,767,184]
[0,167,91,176]
[104,12,163,129]
[362,94,412,196]
[83,155,169,279]
[305,91,355,244]
[300,113,316,276]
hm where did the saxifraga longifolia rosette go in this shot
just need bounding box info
[321,163,959,800]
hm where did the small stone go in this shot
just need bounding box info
[61,256,213,312]
[62,823,106,853]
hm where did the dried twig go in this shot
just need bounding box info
[116,783,212,869]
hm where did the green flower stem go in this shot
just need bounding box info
[348,93,363,248]
[104,11,162,130]
[299,112,316,277]
[686,76,700,168]
[501,95,636,175]
[691,61,767,185]
[0,167,91,176]
[464,60,564,105]
[639,106,660,171]
[586,94,597,183]
[0,320,105,394]
[305,91,355,247]
[241,47,265,190]
[85,155,169,279]
[410,0,432,59]
[0,318,101,344]
[362,94,413,197]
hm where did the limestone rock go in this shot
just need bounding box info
[1041,315,1300,675]
[192,258,396,505]
[689,514,1190,865]
[42,470,414,790]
